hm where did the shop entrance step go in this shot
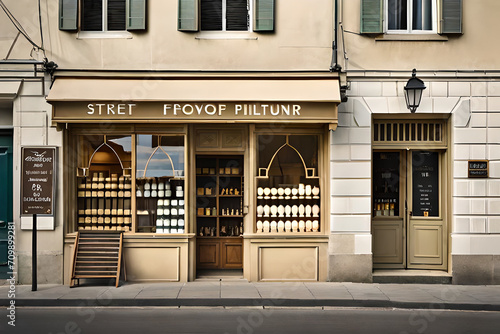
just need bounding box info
[373,269,452,284]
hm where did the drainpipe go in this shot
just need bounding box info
[330,0,342,72]
[330,0,348,102]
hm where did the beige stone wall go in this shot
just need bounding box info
[339,0,500,71]
[2,0,336,71]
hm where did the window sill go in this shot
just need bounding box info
[375,34,448,42]
[77,31,133,39]
[195,31,258,40]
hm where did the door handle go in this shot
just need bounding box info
[409,211,413,217]
[0,220,6,228]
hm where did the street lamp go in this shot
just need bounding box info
[404,69,426,113]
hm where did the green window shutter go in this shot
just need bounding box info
[441,0,462,34]
[127,0,147,30]
[178,0,199,31]
[254,0,274,32]
[360,0,383,34]
[59,0,78,31]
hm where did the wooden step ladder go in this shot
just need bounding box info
[70,231,125,288]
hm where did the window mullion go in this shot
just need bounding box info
[222,0,227,31]
[103,0,108,32]
[407,0,412,33]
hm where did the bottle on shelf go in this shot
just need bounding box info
[389,199,395,216]
[384,200,390,216]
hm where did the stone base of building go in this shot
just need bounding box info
[328,254,373,283]
[452,255,500,285]
[17,253,63,285]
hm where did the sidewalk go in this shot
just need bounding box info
[2,280,500,311]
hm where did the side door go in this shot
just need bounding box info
[407,150,447,269]
[372,151,406,268]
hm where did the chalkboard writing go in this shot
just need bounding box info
[412,151,439,217]
[21,147,56,215]
[468,160,488,178]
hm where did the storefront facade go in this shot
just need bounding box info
[47,76,340,282]
[4,0,500,285]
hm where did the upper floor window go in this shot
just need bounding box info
[59,0,147,32]
[82,0,126,31]
[201,0,249,31]
[178,0,274,32]
[360,0,462,35]
[386,0,436,33]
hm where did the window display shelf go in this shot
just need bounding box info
[256,185,321,233]
[255,134,322,234]
[135,177,185,233]
[196,155,244,240]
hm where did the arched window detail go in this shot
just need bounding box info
[257,135,317,179]
[142,145,176,178]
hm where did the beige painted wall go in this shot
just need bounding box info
[340,0,500,71]
[1,0,336,71]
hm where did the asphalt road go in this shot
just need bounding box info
[2,307,500,334]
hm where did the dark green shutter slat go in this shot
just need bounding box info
[108,0,126,31]
[59,0,78,31]
[254,0,274,32]
[441,0,462,34]
[201,0,222,31]
[227,0,248,31]
[178,0,198,31]
[360,0,382,34]
[82,0,103,31]
[127,0,147,30]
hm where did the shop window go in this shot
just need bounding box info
[59,0,147,31]
[76,135,132,232]
[178,0,274,32]
[255,134,321,234]
[135,135,186,233]
[360,0,462,34]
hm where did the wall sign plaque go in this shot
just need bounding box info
[21,147,56,215]
[468,160,489,178]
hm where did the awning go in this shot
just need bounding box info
[47,78,341,102]
[47,77,340,127]
[0,80,22,100]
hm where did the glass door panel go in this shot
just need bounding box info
[411,151,439,217]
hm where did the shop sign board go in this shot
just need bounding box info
[21,147,56,215]
[51,102,338,124]
[468,160,488,178]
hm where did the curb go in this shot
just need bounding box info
[3,298,500,312]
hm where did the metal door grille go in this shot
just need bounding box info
[373,120,446,145]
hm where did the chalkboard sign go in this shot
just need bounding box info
[468,160,488,178]
[21,147,56,215]
[412,151,439,217]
